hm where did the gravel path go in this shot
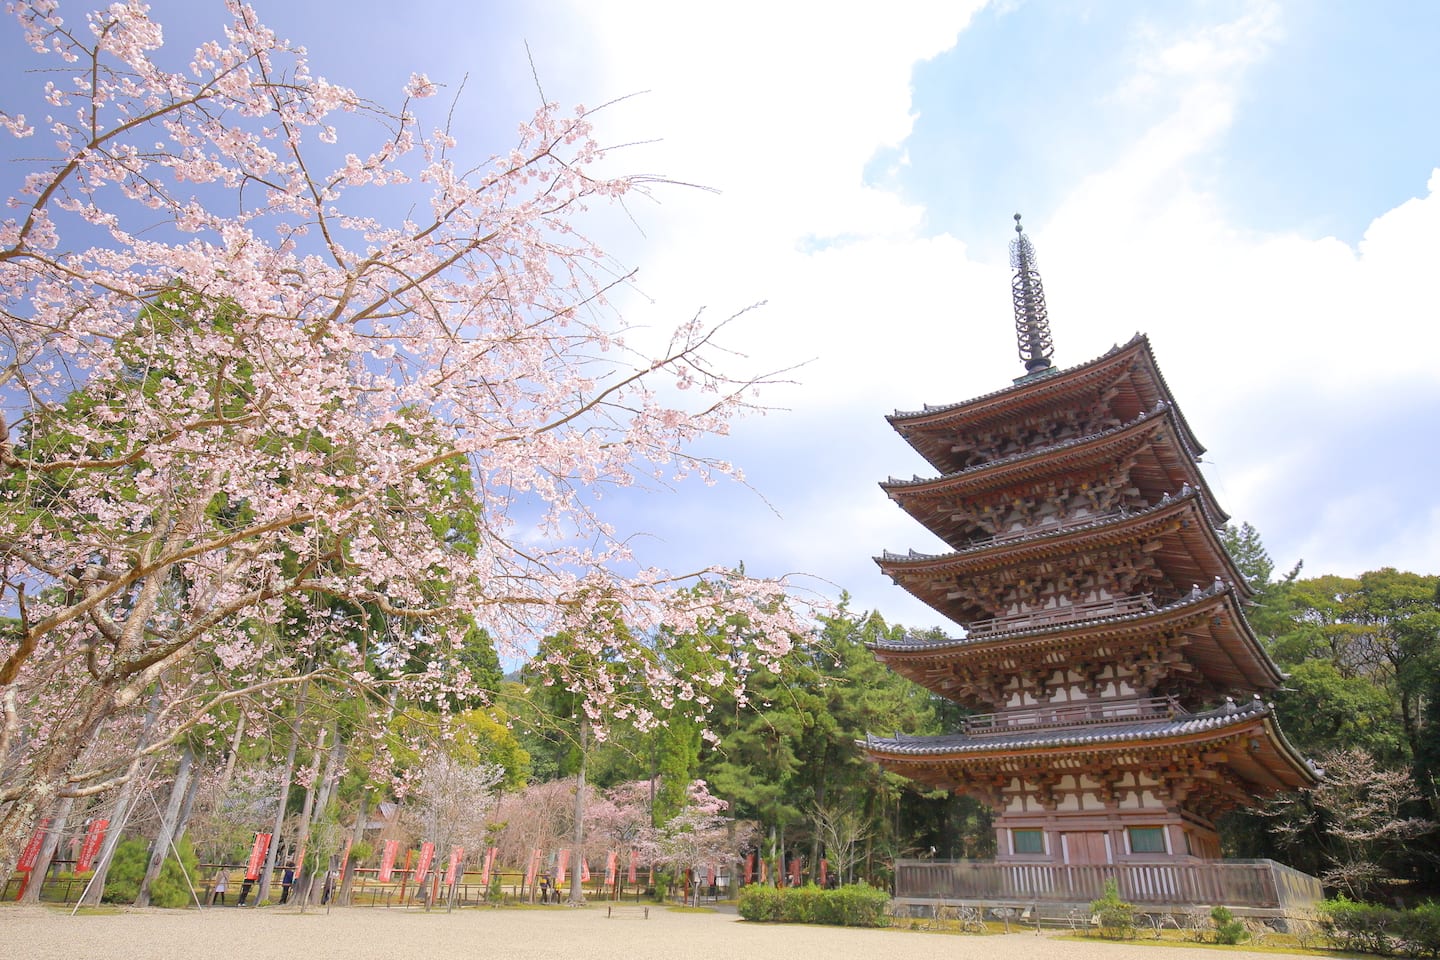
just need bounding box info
[0,903,1314,960]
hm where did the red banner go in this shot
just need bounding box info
[480,847,496,886]
[556,848,569,885]
[580,857,590,882]
[413,841,435,884]
[77,819,109,873]
[820,858,828,887]
[17,819,50,872]
[706,864,715,886]
[378,840,399,882]
[524,849,541,889]
[744,852,755,884]
[789,857,801,886]
[627,850,637,884]
[604,850,616,885]
[443,847,463,886]
[244,832,271,881]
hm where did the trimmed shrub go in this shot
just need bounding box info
[1321,896,1398,956]
[737,883,889,927]
[1090,879,1136,940]
[737,884,781,921]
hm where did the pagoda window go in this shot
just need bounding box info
[1126,826,1168,855]
[1011,828,1045,855]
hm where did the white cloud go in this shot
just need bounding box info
[527,0,1440,624]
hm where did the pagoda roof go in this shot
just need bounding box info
[862,696,1318,796]
[876,491,1254,612]
[869,581,1287,698]
[881,401,1229,532]
[888,335,1207,472]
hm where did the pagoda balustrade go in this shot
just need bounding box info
[963,695,1186,736]
[971,507,1124,547]
[894,858,1323,917]
[964,593,1155,637]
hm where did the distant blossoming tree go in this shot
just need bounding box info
[0,0,809,884]
[639,780,751,892]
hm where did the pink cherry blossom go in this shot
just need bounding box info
[0,0,817,886]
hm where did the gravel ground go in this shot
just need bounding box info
[0,903,1315,960]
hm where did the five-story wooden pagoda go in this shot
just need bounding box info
[863,216,1317,871]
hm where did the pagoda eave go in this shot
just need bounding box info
[882,407,1231,540]
[863,704,1317,810]
[870,587,1285,701]
[888,336,1207,471]
[877,496,1252,614]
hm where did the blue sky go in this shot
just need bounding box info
[4,1,1436,634]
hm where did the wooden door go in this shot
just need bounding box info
[1063,831,1110,865]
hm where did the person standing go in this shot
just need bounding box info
[212,868,229,906]
[279,865,295,904]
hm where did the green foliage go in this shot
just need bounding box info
[1273,659,1407,759]
[102,836,201,908]
[1221,521,1276,591]
[650,869,674,903]
[1395,902,1440,959]
[703,600,951,877]
[1089,878,1136,940]
[1210,905,1250,945]
[737,883,782,921]
[737,883,889,927]
[653,715,701,824]
[1319,899,1440,958]
[1321,896,1398,955]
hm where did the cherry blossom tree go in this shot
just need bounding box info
[491,778,586,875]
[640,780,751,900]
[399,753,504,857]
[0,0,811,885]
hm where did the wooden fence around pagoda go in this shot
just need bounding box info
[894,858,1322,917]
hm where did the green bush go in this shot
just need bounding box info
[1090,879,1136,940]
[102,836,201,908]
[737,884,782,921]
[1394,902,1440,959]
[1210,905,1250,945]
[1321,896,1398,956]
[737,883,889,927]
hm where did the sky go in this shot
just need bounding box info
[4,1,1438,634]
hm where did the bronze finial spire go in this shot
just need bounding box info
[1010,213,1055,376]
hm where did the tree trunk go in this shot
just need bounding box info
[77,687,164,907]
[255,682,306,905]
[19,796,74,903]
[217,714,245,798]
[0,682,120,892]
[777,821,785,887]
[309,729,343,832]
[336,792,369,906]
[136,746,194,907]
[172,753,204,846]
[810,777,826,887]
[568,715,588,905]
[292,726,326,909]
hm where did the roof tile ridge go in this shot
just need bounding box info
[882,400,1170,489]
[875,485,1203,567]
[887,337,1150,422]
